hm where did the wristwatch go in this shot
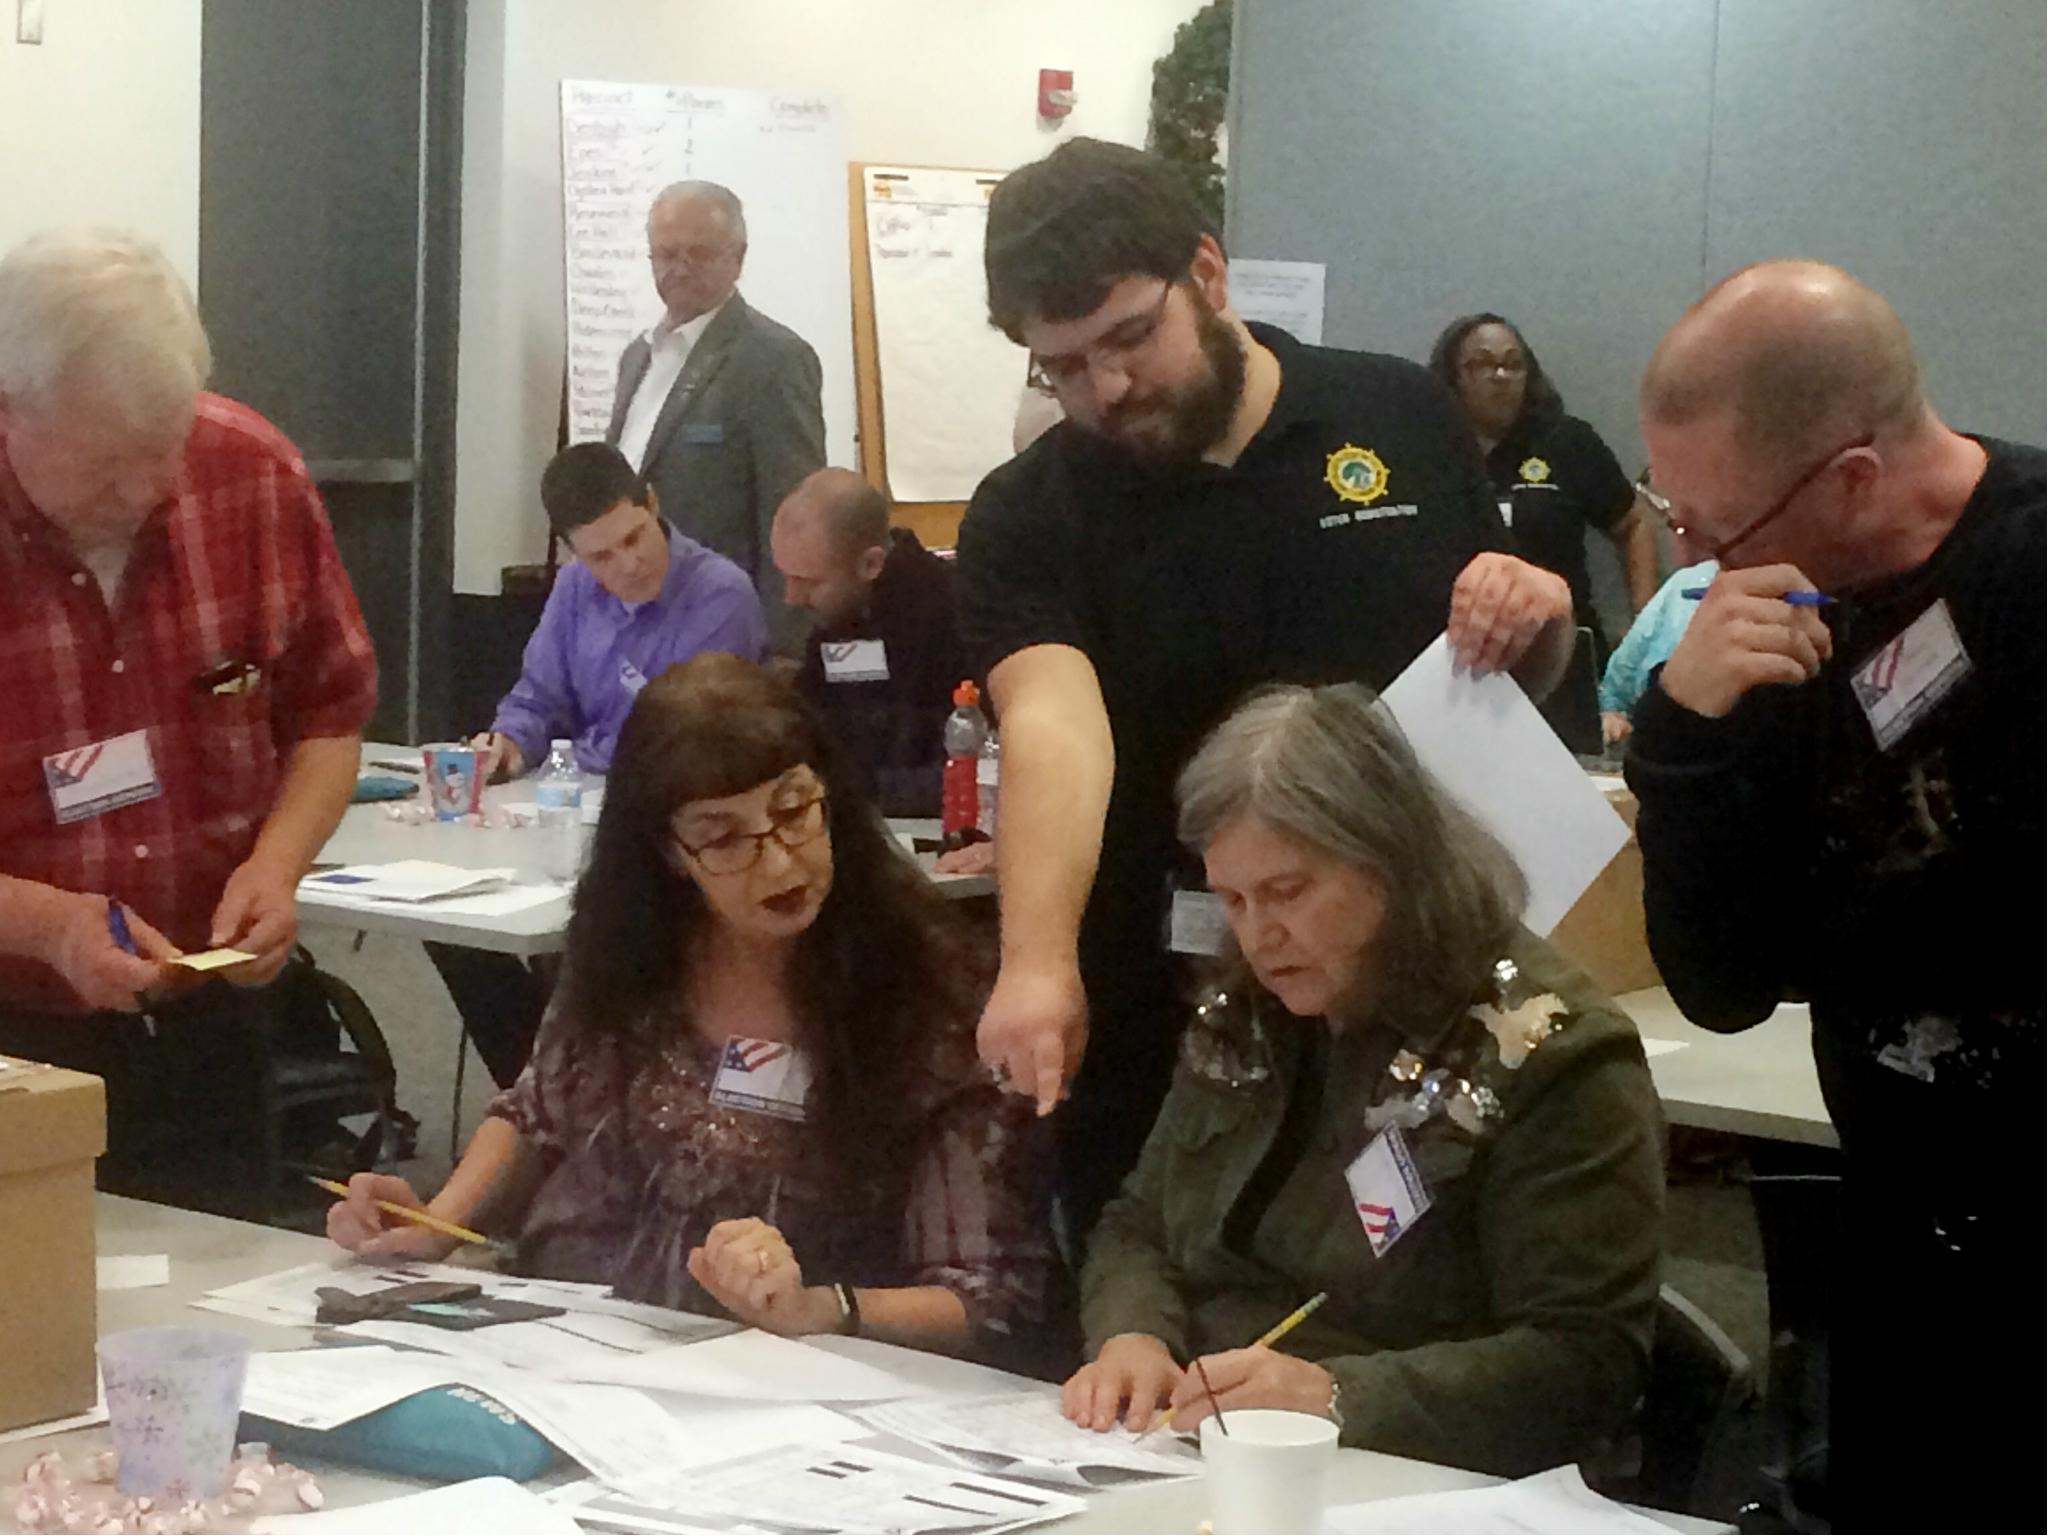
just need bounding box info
[1325,1374,1344,1428]
[832,1281,862,1337]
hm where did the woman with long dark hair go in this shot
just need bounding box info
[1427,313,1659,652]
[328,654,1055,1362]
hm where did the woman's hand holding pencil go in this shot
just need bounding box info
[318,1172,478,1262]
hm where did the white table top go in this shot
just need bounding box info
[301,749,992,956]
[0,1197,1736,1534]
[1617,989,1836,1148]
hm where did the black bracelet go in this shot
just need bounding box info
[832,1281,861,1336]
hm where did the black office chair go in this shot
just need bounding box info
[262,955,415,1208]
[1631,1285,1757,1517]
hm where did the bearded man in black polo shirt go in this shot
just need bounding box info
[954,138,1575,1239]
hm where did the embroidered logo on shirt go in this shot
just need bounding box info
[1325,444,1390,506]
[1518,455,1551,484]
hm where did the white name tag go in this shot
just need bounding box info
[42,729,162,825]
[709,1035,812,1122]
[1345,1125,1433,1258]
[1167,890,1231,957]
[822,639,890,684]
[1850,599,1971,751]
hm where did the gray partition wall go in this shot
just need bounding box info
[1229,0,2046,474]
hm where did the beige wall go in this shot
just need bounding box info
[0,0,202,286]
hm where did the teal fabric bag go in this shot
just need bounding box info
[243,1383,558,1483]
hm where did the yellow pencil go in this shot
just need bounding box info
[306,1175,494,1248]
[1144,1291,1330,1435]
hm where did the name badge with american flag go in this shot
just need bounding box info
[42,729,162,825]
[709,1035,813,1122]
[1851,599,1971,752]
[1345,1124,1433,1258]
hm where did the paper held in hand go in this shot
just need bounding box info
[1382,636,1630,934]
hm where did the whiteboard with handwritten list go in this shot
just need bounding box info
[559,81,855,466]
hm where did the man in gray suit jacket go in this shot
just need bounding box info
[608,180,826,652]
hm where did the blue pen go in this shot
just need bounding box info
[1681,586,1833,606]
[106,900,139,955]
[107,900,157,1033]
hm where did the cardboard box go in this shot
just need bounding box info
[1549,784,1662,998]
[0,1058,104,1432]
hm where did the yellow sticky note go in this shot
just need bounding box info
[172,948,258,972]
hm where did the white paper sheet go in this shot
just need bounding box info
[546,1479,776,1534]
[1641,1038,1691,1058]
[241,1346,464,1431]
[627,1441,1085,1533]
[864,165,1027,503]
[1382,637,1631,933]
[592,1328,931,1402]
[96,1253,170,1290]
[1325,1463,1682,1533]
[251,1477,583,1536]
[856,1391,1200,1489]
[299,861,515,903]
[1228,257,1327,344]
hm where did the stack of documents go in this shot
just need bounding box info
[242,1344,865,1502]
[548,1445,1086,1533]
[300,861,517,903]
[856,1391,1199,1489]
[203,1260,933,1401]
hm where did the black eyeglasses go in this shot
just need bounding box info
[1637,433,1873,563]
[1030,282,1175,391]
[675,795,828,876]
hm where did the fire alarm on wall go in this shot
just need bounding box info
[1038,69,1075,121]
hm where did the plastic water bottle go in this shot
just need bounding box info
[975,730,1000,840]
[536,739,584,883]
[941,681,987,850]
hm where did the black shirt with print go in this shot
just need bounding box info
[1485,413,1636,642]
[1627,437,2045,1151]
[957,324,1506,1054]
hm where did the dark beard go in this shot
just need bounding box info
[1095,290,1247,472]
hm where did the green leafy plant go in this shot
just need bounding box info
[1148,0,1232,229]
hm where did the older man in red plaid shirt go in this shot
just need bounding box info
[0,231,376,1205]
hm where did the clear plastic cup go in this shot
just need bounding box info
[97,1327,252,1500]
[1200,1407,1340,1534]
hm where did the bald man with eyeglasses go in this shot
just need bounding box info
[1626,259,2043,1533]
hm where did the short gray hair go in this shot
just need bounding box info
[0,230,211,437]
[650,180,747,249]
[1176,682,1528,1032]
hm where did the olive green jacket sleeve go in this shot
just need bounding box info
[1078,1077,1200,1360]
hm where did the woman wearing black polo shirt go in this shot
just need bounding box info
[1428,314,1657,653]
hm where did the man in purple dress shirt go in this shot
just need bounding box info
[434,443,767,1088]
[474,442,768,778]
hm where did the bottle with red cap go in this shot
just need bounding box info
[941,680,988,850]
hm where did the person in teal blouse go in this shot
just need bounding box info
[1598,559,1717,744]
